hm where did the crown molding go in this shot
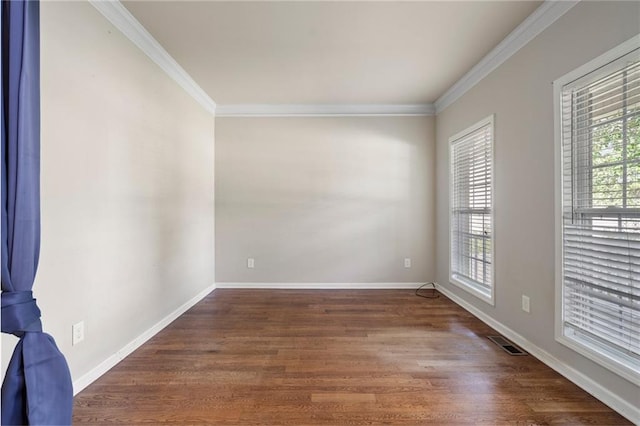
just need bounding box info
[88,0,578,118]
[89,0,216,115]
[435,0,579,114]
[216,103,435,117]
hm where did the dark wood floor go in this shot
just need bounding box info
[73,289,631,425]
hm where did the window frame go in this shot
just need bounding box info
[449,114,495,305]
[553,35,640,385]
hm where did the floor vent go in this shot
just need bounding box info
[487,335,527,356]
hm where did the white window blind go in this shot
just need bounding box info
[558,46,640,383]
[450,116,494,303]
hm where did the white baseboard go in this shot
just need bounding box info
[435,283,640,424]
[72,283,216,395]
[215,282,427,289]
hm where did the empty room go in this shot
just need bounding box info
[1,0,638,424]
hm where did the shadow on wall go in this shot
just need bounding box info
[215,116,434,283]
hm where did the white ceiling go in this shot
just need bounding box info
[122,1,542,106]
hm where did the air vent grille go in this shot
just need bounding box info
[487,335,527,356]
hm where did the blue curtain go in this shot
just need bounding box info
[1,1,73,424]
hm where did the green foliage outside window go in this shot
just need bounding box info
[590,112,640,209]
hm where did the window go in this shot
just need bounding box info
[555,38,639,384]
[449,115,494,304]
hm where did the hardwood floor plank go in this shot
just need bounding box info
[311,393,377,403]
[73,289,631,425]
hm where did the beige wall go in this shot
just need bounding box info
[216,116,435,284]
[2,0,634,415]
[435,1,640,412]
[2,1,215,385]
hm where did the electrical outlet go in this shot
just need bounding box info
[404,258,411,268]
[247,258,255,268]
[522,295,530,313]
[72,321,85,345]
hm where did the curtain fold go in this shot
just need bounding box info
[1,1,73,424]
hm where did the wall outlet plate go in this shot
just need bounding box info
[404,258,411,268]
[247,258,255,268]
[72,321,85,345]
[522,295,530,313]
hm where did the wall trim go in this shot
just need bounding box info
[216,104,436,117]
[89,0,217,115]
[88,1,578,117]
[434,0,579,114]
[435,283,640,424]
[72,283,216,395]
[216,282,426,289]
